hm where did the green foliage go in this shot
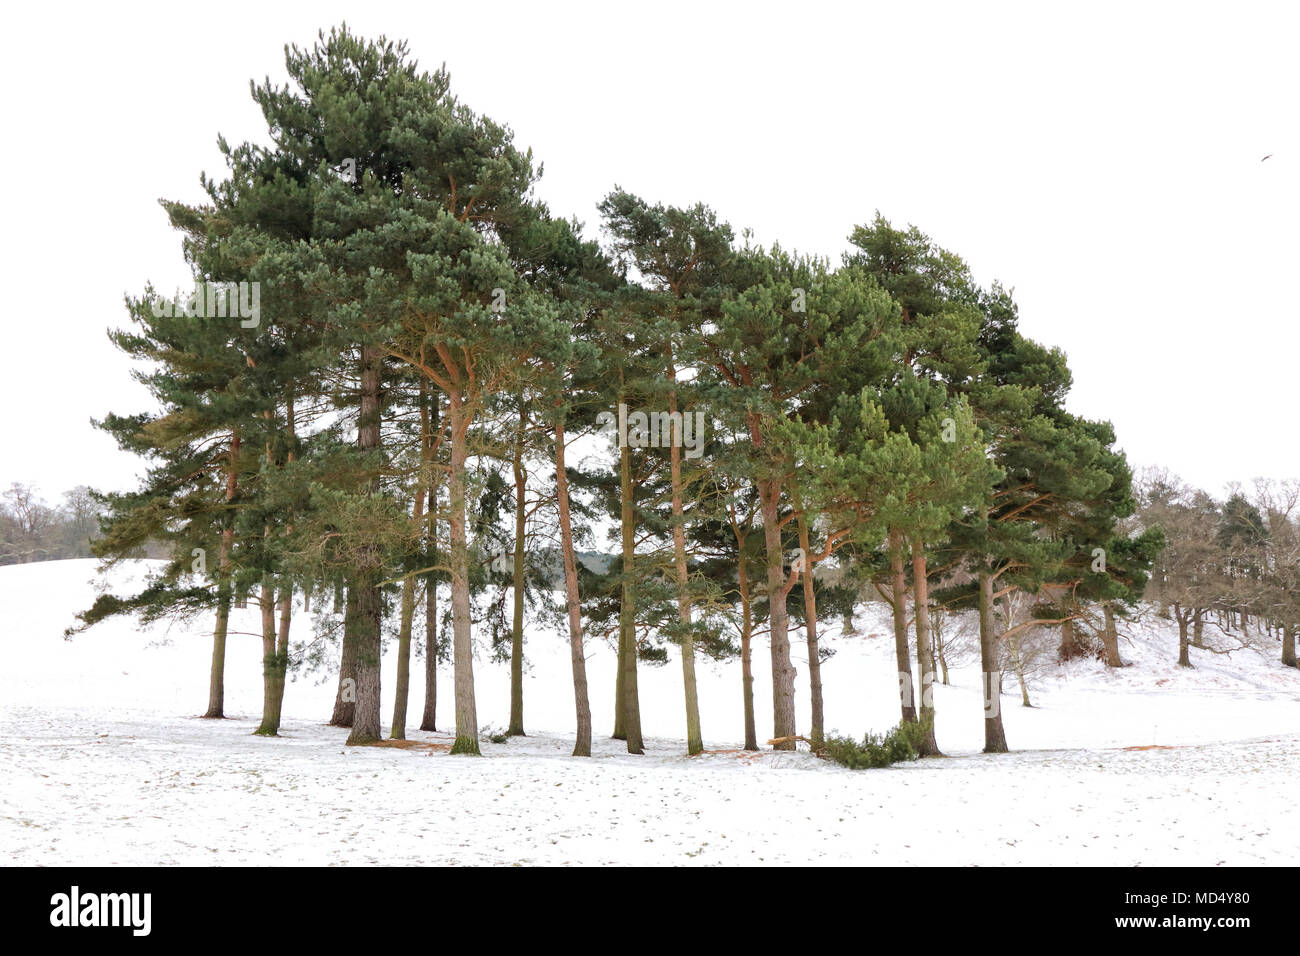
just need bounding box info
[821,720,930,769]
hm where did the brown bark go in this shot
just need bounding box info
[1058,606,1087,661]
[330,586,358,727]
[204,586,232,719]
[203,429,239,719]
[667,371,702,755]
[419,390,439,732]
[1176,608,1192,667]
[420,575,438,731]
[911,536,941,756]
[795,501,823,747]
[254,578,281,736]
[978,571,1008,753]
[888,529,916,724]
[508,409,527,737]
[255,410,286,738]
[347,345,385,746]
[936,618,950,685]
[268,400,296,732]
[390,449,427,740]
[270,583,291,724]
[447,388,480,755]
[617,437,644,754]
[735,525,758,751]
[760,476,797,749]
[345,573,384,744]
[555,416,592,756]
[1101,603,1123,667]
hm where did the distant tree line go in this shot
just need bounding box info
[0,483,105,565]
[1136,471,1299,670]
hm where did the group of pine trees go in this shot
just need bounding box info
[67,27,1292,760]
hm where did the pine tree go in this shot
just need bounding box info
[504,203,620,756]
[701,244,896,748]
[597,189,733,755]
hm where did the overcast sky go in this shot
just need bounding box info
[3,1,1296,504]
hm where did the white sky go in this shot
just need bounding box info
[3,1,1297,504]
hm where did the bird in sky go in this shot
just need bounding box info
[1261,154,1273,162]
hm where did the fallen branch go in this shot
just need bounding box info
[767,735,820,751]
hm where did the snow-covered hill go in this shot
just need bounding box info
[2,559,1298,865]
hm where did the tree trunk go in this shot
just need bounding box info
[555,416,592,756]
[390,575,417,739]
[1283,623,1297,668]
[929,626,938,681]
[419,390,439,733]
[203,430,240,719]
[1058,606,1086,660]
[1193,609,1205,648]
[205,585,232,719]
[507,409,527,737]
[347,345,385,746]
[268,398,296,730]
[888,529,916,724]
[667,374,702,755]
[255,414,285,738]
[1101,603,1123,667]
[1014,641,1032,707]
[736,542,758,751]
[911,536,941,755]
[617,438,644,754]
[1177,610,1192,667]
[612,621,626,741]
[330,586,358,727]
[345,572,384,744]
[796,502,823,748]
[934,611,950,685]
[420,577,438,730]
[269,582,291,729]
[254,578,282,736]
[978,571,1008,753]
[447,389,480,755]
[390,460,427,740]
[760,476,796,750]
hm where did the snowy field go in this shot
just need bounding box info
[3,559,1299,866]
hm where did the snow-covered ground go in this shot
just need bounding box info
[3,559,1299,865]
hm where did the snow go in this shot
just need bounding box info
[3,559,1299,865]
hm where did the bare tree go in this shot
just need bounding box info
[997,592,1056,708]
[1,483,55,564]
[1139,472,1222,667]
[1248,479,1300,668]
